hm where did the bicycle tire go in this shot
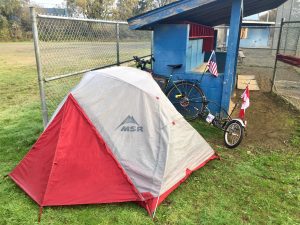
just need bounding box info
[224,120,244,148]
[166,81,205,121]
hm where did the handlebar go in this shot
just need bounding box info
[133,56,154,70]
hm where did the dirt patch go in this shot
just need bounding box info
[233,49,300,149]
[232,91,299,149]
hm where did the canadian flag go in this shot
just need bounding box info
[239,85,250,120]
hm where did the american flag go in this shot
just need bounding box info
[208,51,218,77]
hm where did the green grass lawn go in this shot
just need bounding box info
[0,42,299,225]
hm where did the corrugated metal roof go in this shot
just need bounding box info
[128,0,287,30]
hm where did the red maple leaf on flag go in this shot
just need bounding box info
[239,85,250,120]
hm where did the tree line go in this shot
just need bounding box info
[0,0,32,40]
[66,0,176,20]
[0,0,176,41]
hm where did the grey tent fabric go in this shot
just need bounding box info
[49,66,215,198]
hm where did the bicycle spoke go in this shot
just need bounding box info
[167,81,205,121]
[173,82,183,95]
[187,84,195,96]
[227,124,241,145]
[189,100,203,104]
[172,101,182,104]
[189,96,204,101]
[190,89,203,99]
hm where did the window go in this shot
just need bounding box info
[240,28,248,39]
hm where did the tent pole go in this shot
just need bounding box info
[152,196,160,218]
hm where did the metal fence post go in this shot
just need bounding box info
[30,7,48,127]
[116,23,120,66]
[271,18,284,93]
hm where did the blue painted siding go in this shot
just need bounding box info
[169,73,224,114]
[153,24,189,75]
[153,24,205,74]
[153,23,228,114]
[186,39,204,72]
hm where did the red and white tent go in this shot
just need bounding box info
[10,67,218,216]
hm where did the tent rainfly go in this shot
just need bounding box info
[9,67,218,217]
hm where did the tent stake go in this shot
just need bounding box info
[38,206,43,223]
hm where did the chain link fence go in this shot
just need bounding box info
[216,25,280,94]
[215,25,281,71]
[272,20,300,110]
[31,4,299,126]
[215,23,300,112]
[30,7,152,126]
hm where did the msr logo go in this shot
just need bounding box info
[116,115,143,132]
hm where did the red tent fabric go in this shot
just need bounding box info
[10,95,141,206]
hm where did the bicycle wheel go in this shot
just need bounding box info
[166,81,205,121]
[224,120,244,148]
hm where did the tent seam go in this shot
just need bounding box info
[151,98,165,196]
[68,94,144,202]
[73,85,145,195]
[41,95,70,206]
[151,99,175,215]
[71,92,143,197]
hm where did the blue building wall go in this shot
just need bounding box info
[240,27,270,48]
[153,24,189,75]
[226,26,271,48]
[153,24,227,113]
[170,73,224,113]
[186,39,205,72]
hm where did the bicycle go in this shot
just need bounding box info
[133,56,246,148]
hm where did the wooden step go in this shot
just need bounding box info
[237,75,260,91]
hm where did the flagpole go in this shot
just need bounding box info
[199,50,215,84]
[207,50,215,62]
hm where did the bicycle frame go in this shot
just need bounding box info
[163,72,184,94]
[133,56,246,148]
[134,56,237,122]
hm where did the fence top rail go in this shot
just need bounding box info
[283,20,300,24]
[44,55,152,82]
[37,14,128,25]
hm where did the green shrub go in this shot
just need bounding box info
[0,15,10,41]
